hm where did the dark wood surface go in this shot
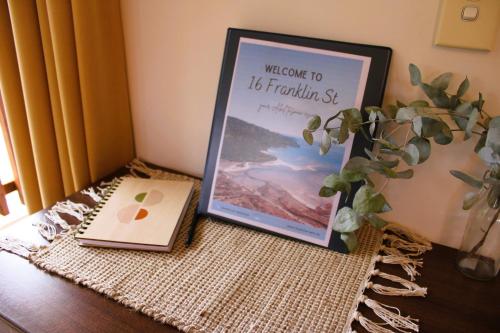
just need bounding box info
[0,167,498,333]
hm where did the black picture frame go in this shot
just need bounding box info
[199,28,391,252]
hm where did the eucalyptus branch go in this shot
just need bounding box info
[322,111,342,130]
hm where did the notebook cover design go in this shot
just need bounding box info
[76,177,194,251]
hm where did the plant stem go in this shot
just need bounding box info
[468,208,499,256]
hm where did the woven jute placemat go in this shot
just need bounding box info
[22,161,431,333]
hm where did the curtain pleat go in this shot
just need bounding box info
[0,0,134,213]
[72,0,135,181]
[0,1,42,212]
[6,0,64,209]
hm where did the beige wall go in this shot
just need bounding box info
[120,0,500,248]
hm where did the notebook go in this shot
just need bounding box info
[75,177,194,252]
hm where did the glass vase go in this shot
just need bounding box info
[456,190,500,281]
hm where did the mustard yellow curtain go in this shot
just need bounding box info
[0,0,134,213]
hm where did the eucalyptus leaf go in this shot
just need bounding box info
[364,213,388,229]
[395,169,414,179]
[378,158,399,169]
[478,147,500,165]
[385,105,398,119]
[396,107,417,124]
[474,132,487,153]
[450,170,483,189]
[464,108,479,140]
[323,174,351,194]
[409,136,431,164]
[421,117,444,138]
[431,72,453,90]
[472,92,484,112]
[434,122,453,145]
[463,192,480,210]
[369,111,377,136]
[377,111,387,122]
[320,130,332,155]
[397,100,407,108]
[307,115,321,131]
[409,64,421,86]
[319,186,337,197]
[457,77,469,98]
[364,148,378,161]
[412,116,423,136]
[377,138,399,150]
[485,116,500,154]
[303,130,313,145]
[333,207,362,233]
[365,106,383,113]
[453,102,473,130]
[342,108,363,132]
[341,232,358,252]
[403,143,420,166]
[338,119,349,144]
[409,100,430,107]
[340,169,366,182]
[421,83,449,108]
[353,185,391,214]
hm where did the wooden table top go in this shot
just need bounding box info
[0,170,498,333]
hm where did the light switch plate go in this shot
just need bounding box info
[434,0,500,51]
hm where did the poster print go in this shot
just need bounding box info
[200,29,391,251]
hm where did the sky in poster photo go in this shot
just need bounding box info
[210,38,370,246]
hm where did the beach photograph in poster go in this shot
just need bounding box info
[199,29,391,250]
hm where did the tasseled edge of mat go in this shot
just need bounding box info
[347,223,432,333]
[0,159,164,258]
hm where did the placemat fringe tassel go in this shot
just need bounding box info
[0,237,39,258]
[350,223,431,332]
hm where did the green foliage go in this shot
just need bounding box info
[302,63,497,251]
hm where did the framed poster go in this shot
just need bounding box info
[199,29,391,252]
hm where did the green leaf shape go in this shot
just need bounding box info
[472,92,484,112]
[450,170,483,189]
[343,157,375,174]
[320,130,332,155]
[453,102,473,130]
[409,64,421,86]
[385,105,398,119]
[340,169,366,182]
[397,100,407,108]
[341,232,358,252]
[421,117,444,138]
[323,173,351,195]
[365,213,389,229]
[338,119,349,144]
[485,116,500,154]
[377,138,399,150]
[434,122,453,145]
[364,148,378,161]
[319,186,337,197]
[342,108,362,132]
[396,107,417,124]
[395,169,414,179]
[464,108,479,140]
[307,115,321,131]
[303,129,313,145]
[135,192,147,203]
[431,72,453,90]
[353,185,391,215]
[474,132,487,153]
[457,77,469,98]
[421,83,449,108]
[408,136,431,164]
[463,192,480,210]
[403,143,420,166]
[478,147,500,165]
[365,106,383,114]
[333,207,362,233]
[409,100,430,107]
[369,111,377,136]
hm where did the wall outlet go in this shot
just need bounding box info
[434,0,500,51]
